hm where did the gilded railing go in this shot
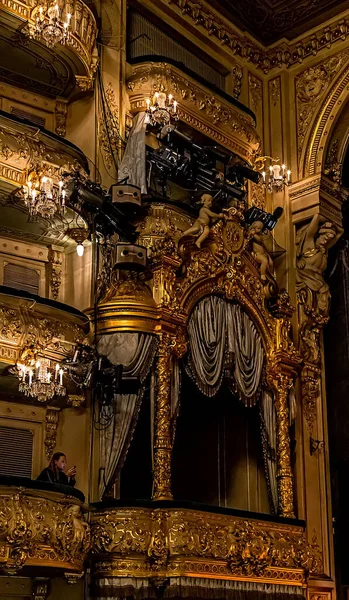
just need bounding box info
[91,505,322,586]
[0,288,89,367]
[0,110,88,188]
[0,481,90,579]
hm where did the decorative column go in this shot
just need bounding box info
[268,367,295,518]
[152,333,174,501]
[289,175,343,583]
[152,330,186,500]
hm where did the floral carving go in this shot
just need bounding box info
[98,82,122,170]
[44,408,59,460]
[91,507,321,579]
[248,73,263,111]
[0,491,90,572]
[324,137,342,186]
[162,0,349,73]
[269,78,281,106]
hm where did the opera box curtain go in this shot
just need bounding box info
[186,295,264,405]
[97,332,158,497]
[186,295,280,514]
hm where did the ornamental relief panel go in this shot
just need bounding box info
[127,63,261,162]
[91,507,323,581]
[0,490,90,572]
[296,50,349,167]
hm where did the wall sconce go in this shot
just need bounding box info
[310,437,325,455]
[254,156,291,193]
[68,227,89,257]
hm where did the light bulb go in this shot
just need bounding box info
[76,243,84,257]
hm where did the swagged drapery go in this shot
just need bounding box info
[186,296,264,404]
[97,332,158,497]
[186,295,279,513]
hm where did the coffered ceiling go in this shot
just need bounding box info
[210,0,349,44]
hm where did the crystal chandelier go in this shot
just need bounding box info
[22,171,66,219]
[144,92,179,127]
[260,160,291,193]
[17,358,66,403]
[27,2,72,49]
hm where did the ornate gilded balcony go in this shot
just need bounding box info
[0,476,90,579]
[0,109,88,192]
[0,0,97,95]
[90,503,322,588]
[0,285,89,403]
[127,60,261,164]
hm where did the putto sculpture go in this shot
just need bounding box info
[179,194,225,248]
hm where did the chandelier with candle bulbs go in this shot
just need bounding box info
[22,170,66,219]
[255,157,291,193]
[16,357,66,403]
[145,91,179,127]
[26,2,73,49]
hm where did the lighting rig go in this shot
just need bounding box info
[146,126,261,208]
[58,172,144,425]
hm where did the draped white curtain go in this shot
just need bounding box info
[97,332,158,497]
[117,112,147,194]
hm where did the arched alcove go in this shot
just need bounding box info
[172,294,279,515]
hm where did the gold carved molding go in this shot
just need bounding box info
[0,289,89,367]
[127,62,261,163]
[141,0,349,73]
[296,50,349,177]
[44,407,59,460]
[0,112,88,192]
[91,506,321,584]
[0,486,90,574]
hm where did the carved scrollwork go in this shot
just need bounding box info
[127,63,260,161]
[91,507,321,580]
[0,292,88,369]
[296,52,349,162]
[0,490,90,573]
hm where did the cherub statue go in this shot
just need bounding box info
[179,194,224,249]
[296,214,343,315]
[248,220,274,281]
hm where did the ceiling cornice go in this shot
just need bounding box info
[156,0,349,74]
